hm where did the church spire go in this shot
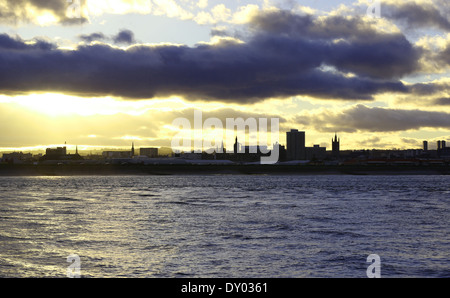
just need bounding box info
[332,133,340,158]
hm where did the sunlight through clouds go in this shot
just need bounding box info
[1,0,450,151]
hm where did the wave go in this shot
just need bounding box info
[46,197,81,202]
[138,193,160,197]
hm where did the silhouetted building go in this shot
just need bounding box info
[2,152,33,164]
[218,141,225,154]
[241,145,267,154]
[306,145,327,161]
[423,141,428,151]
[437,140,447,150]
[46,147,67,158]
[234,137,241,154]
[274,143,286,161]
[103,143,135,159]
[140,148,158,158]
[103,151,132,159]
[229,136,273,162]
[40,146,83,162]
[437,140,449,158]
[287,129,305,160]
[332,133,340,158]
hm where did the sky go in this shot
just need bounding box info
[1,0,450,154]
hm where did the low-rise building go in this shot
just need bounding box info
[1,152,33,164]
[140,148,158,158]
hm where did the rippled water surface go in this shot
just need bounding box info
[0,175,449,278]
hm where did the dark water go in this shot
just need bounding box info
[0,175,449,278]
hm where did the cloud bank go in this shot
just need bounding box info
[295,105,450,133]
[0,9,428,103]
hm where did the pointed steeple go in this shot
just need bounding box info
[332,133,340,158]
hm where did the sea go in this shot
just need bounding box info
[0,175,449,278]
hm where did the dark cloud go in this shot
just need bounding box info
[249,11,397,43]
[437,43,450,65]
[78,30,136,45]
[295,105,450,133]
[210,28,231,38]
[383,2,450,31]
[250,11,422,79]
[326,34,420,79]
[435,97,450,105]
[78,32,107,43]
[0,34,55,50]
[249,11,314,37]
[113,30,136,45]
[408,82,450,96]
[0,0,88,25]
[0,11,423,102]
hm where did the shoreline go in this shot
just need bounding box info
[0,164,449,176]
